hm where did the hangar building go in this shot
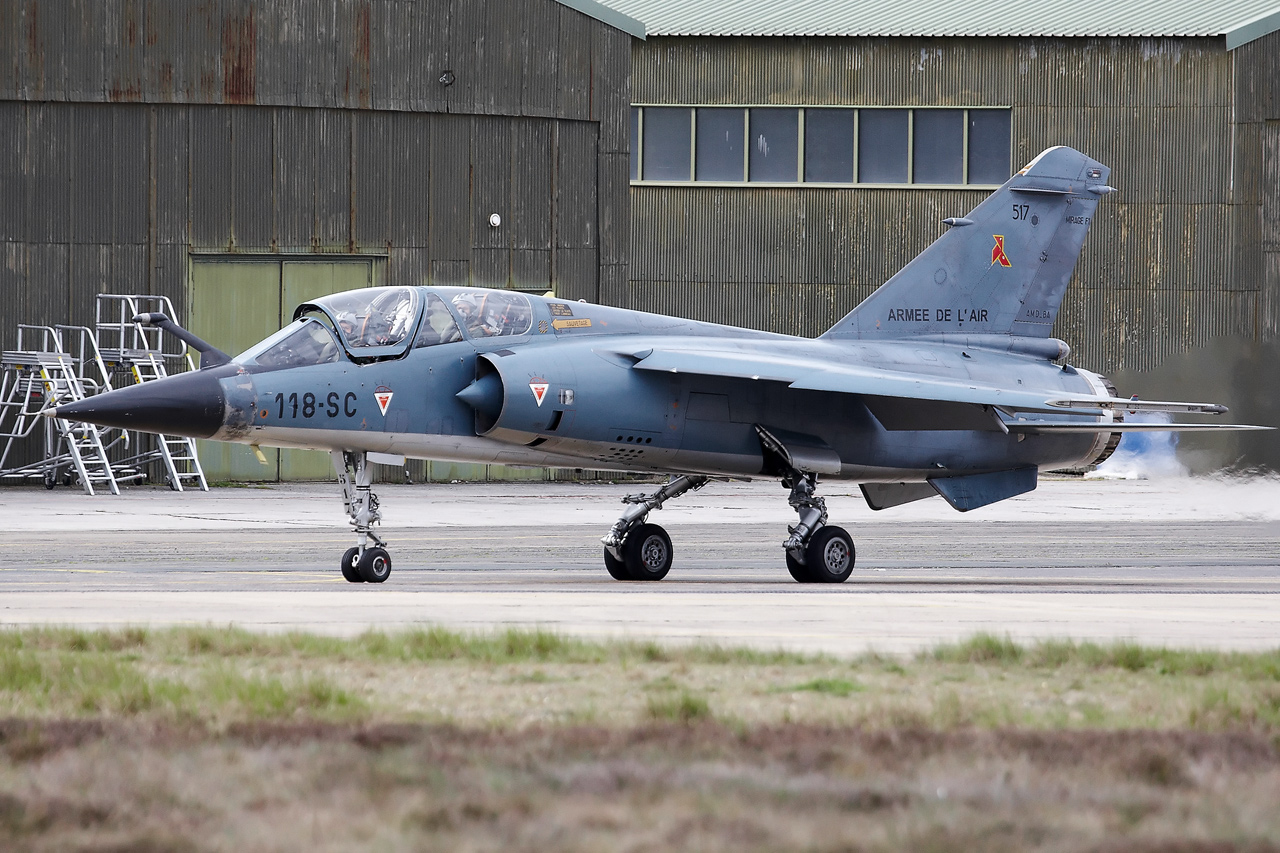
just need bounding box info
[598,0,1280,466]
[0,0,642,480]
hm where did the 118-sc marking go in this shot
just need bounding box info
[273,391,359,419]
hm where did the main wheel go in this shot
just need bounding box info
[805,526,855,583]
[603,548,632,581]
[340,546,364,583]
[622,523,672,581]
[358,546,392,583]
[786,550,815,583]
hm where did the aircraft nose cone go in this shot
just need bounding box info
[51,369,227,439]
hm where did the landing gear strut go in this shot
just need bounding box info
[601,475,708,580]
[781,472,854,583]
[332,450,391,584]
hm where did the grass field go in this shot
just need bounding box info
[2,627,1279,851]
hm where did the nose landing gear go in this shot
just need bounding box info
[332,450,391,583]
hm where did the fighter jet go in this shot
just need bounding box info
[48,146,1268,584]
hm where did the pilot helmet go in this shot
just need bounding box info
[337,311,358,332]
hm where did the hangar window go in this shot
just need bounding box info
[630,106,1011,188]
[695,108,744,181]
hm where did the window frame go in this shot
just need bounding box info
[629,104,1011,190]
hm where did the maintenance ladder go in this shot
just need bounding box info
[94,294,208,492]
[0,325,120,495]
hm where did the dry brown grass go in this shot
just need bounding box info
[2,628,1280,850]
[2,720,1279,852]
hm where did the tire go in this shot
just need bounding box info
[341,547,364,583]
[358,546,392,583]
[622,523,672,581]
[43,473,56,490]
[786,550,815,583]
[805,526,855,583]
[603,548,632,581]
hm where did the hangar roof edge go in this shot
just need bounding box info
[596,0,1280,49]
[556,0,646,39]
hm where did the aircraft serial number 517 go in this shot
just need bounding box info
[50,147,1269,585]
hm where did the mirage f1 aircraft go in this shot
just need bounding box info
[50,147,1267,584]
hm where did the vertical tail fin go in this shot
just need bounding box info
[822,146,1113,341]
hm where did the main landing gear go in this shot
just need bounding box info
[596,470,854,583]
[601,475,708,580]
[780,472,854,584]
[332,450,391,584]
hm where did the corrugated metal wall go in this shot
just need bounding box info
[0,0,634,350]
[627,35,1279,373]
[0,0,634,476]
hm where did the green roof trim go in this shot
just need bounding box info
[1225,8,1280,48]
[556,0,646,39]
[595,0,1280,47]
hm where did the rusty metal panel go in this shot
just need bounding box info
[556,120,597,248]
[190,105,233,248]
[64,0,109,102]
[316,109,351,248]
[229,106,273,250]
[339,0,372,109]
[406,0,449,113]
[472,116,512,250]
[353,110,391,247]
[24,105,68,243]
[522,1,559,116]
[388,111,430,247]
[444,0,484,113]
[142,0,182,101]
[274,106,318,248]
[556,4,592,120]
[370,0,409,111]
[154,105,189,246]
[482,0,523,115]
[0,102,25,242]
[511,119,553,250]
[428,114,471,260]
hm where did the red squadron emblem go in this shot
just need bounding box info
[991,235,1012,268]
[374,386,394,416]
[529,377,549,407]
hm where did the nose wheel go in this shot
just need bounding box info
[332,450,392,584]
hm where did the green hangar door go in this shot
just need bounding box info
[188,258,376,481]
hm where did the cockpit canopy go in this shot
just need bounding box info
[235,285,536,370]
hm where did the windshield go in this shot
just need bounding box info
[315,287,421,350]
[436,287,533,338]
[413,292,464,348]
[236,319,341,369]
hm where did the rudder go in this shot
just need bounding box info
[823,146,1113,341]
